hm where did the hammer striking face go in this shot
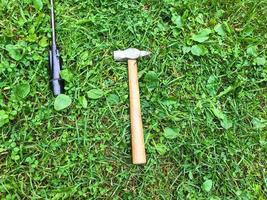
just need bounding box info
[114,48,151,61]
[113,48,151,165]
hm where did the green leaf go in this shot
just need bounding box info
[163,127,180,139]
[247,46,257,57]
[212,107,233,129]
[171,15,182,28]
[254,57,266,66]
[162,98,177,106]
[215,9,225,18]
[144,71,158,90]
[214,24,225,36]
[192,28,212,43]
[206,75,219,96]
[26,34,38,43]
[33,0,43,10]
[60,69,74,82]
[144,71,158,81]
[87,89,104,99]
[0,60,9,72]
[6,45,23,61]
[14,83,31,98]
[54,94,72,111]
[182,46,191,54]
[80,51,90,61]
[202,179,213,192]
[252,118,266,129]
[39,37,48,47]
[11,154,20,161]
[106,94,120,105]
[155,143,168,155]
[0,110,9,127]
[78,96,88,108]
[212,107,225,120]
[221,117,233,129]
[191,45,208,56]
[196,13,205,24]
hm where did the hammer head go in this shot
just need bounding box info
[114,48,151,61]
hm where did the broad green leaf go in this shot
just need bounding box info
[25,157,33,163]
[14,83,31,98]
[11,154,20,161]
[163,127,179,139]
[212,107,233,129]
[32,53,42,61]
[247,46,257,57]
[221,118,233,129]
[6,45,23,61]
[39,37,48,47]
[33,0,43,10]
[157,23,167,32]
[191,45,208,56]
[162,98,177,106]
[252,118,266,129]
[78,96,88,108]
[106,94,120,105]
[87,89,104,99]
[0,110,9,127]
[215,9,225,18]
[80,51,90,61]
[259,140,267,148]
[144,71,158,81]
[254,57,266,66]
[54,94,72,111]
[155,143,168,155]
[26,34,38,43]
[182,46,191,54]
[60,69,74,82]
[242,26,253,36]
[202,180,213,192]
[214,24,225,36]
[192,28,212,43]
[171,15,182,28]
[196,13,205,24]
[144,71,158,90]
[0,60,9,72]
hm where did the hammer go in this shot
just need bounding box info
[114,48,151,165]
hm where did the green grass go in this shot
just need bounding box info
[0,0,267,199]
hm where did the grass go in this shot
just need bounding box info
[0,0,267,199]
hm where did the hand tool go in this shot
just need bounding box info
[49,0,64,96]
[113,48,151,165]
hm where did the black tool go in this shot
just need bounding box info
[49,0,64,96]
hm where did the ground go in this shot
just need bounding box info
[0,0,266,199]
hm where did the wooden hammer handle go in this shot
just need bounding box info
[128,59,146,165]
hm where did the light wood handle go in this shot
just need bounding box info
[128,59,146,165]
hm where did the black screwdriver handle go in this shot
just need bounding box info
[49,44,64,96]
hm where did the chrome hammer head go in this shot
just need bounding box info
[114,48,151,61]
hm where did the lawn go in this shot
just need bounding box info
[0,0,266,199]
